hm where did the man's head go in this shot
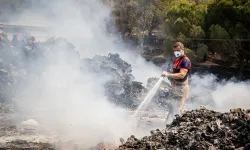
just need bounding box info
[172,42,185,58]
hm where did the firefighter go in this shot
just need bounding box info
[161,42,192,113]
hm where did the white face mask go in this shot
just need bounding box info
[174,51,181,57]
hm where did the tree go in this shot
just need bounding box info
[188,0,214,5]
[135,0,158,36]
[208,24,230,57]
[112,0,168,53]
[205,0,250,79]
[163,1,206,49]
[196,43,208,61]
[112,0,137,35]
[185,48,197,64]
[162,0,206,58]
[112,0,165,37]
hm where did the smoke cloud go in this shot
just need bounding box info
[189,74,250,112]
[1,0,250,148]
[3,0,160,148]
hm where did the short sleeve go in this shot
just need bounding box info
[180,58,191,69]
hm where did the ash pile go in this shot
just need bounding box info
[0,140,55,150]
[1,29,173,110]
[146,77,172,110]
[118,107,250,150]
[81,54,175,110]
[1,29,160,110]
[82,53,148,109]
[0,30,79,105]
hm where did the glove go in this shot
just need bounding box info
[161,71,168,77]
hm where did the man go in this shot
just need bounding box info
[161,42,191,113]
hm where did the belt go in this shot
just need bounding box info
[174,82,188,86]
[176,83,185,86]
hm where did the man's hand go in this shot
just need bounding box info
[161,71,169,77]
[162,68,188,79]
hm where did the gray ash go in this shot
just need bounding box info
[118,108,250,150]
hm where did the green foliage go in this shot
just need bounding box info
[112,0,250,78]
[205,0,250,36]
[206,0,250,55]
[164,0,207,44]
[190,25,206,38]
[209,24,230,39]
[189,0,214,5]
[113,0,165,38]
[163,38,174,56]
[196,43,208,59]
[112,0,138,34]
[185,48,197,64]
[208,24,231,58]
[205,0,250,78]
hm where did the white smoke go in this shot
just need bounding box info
[2,0,250,148]
[4,0,159,148]
[212,80,250,112]
[189,74,250,112]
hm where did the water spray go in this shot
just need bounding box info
[133,75,169,118]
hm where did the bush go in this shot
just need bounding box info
[163,39,174,56]
[185,48,197,64]
[196,43,208,60]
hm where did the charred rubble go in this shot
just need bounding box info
[0,30,170,110]
[0,30,214,111]
[0,31,174,149]
[1,31,250,150]
[1,140,55,150]
[118,107,250,150]
[0,31,79,105]
[82,53,148,109]
[81,54,176,109]
[146,77,172,109]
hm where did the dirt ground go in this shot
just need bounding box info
[0,104,56,149]
[0,103,167,150]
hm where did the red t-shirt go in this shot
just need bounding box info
[172,56,191,82]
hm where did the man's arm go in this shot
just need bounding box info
[161,58,190,79]
[162,68,188,79]
[165,68,188,79]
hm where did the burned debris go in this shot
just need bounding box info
[2,31,250,150]
[0,140,55,150]
[1,29,175,111]
[0,31,79,105]
[0,30,154,109]
[118,108,250,150]
[82,53,148,109]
